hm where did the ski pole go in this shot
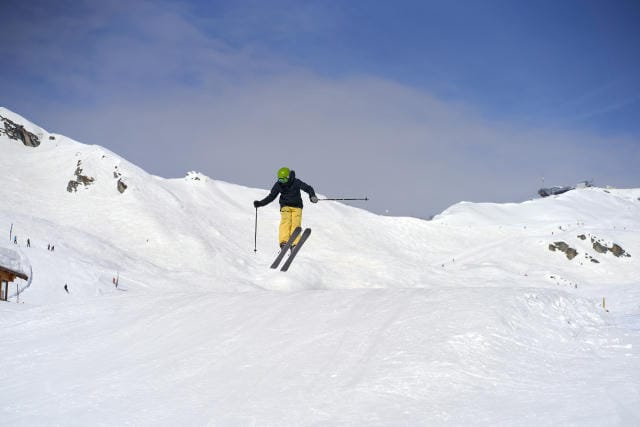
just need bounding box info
[318,197,369,201]
[253,207,258,253]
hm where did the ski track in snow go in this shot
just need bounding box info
[1,106,640,425]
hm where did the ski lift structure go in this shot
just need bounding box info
[538,180,593,198]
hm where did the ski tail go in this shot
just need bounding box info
[280,228,311,272]
[270,227,302,269]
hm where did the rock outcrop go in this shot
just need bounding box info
[0,114,41,147]
[591,236,630,258]
[113,166,128,193]
[548,234,631,264]
[549,241,579,260]
[117,178,128,194]
[67,160,95,192]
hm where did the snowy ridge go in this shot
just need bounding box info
[1,107,639,425]
[0,107,49,140]
[438,187,640,228]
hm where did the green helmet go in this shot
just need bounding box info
[277,167,291,183]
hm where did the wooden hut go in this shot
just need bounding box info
[0,260,29,302]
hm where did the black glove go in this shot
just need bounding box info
[310,195,318,203]
[253,200,261,208]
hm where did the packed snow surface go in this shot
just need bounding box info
[1,106,639,425]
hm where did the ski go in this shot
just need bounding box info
[270,227,302,269]
[280,228,311,272]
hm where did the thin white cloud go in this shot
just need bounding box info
[570,93,640,123]
[3,0,638,217]
[40,71,639,217]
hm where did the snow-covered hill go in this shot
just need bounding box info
[1,106,639,425]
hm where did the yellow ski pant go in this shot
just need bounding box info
[279,206,302,246]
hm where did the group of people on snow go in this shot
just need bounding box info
[10,235,55,251]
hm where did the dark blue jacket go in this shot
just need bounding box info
[257,170,316,209]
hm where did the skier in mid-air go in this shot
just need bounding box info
[253,167,318,249]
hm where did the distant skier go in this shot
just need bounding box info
[253,167,318,248]
[13,235,17,245]
[64,284,69,293]
[27,238,30,247]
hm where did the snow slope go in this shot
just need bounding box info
[1,107,639,425]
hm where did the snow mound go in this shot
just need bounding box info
[1,106,639,424]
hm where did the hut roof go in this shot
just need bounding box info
[0,246,30,280]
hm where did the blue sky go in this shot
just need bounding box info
[2,0,639,217]
[193,0,640,132]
